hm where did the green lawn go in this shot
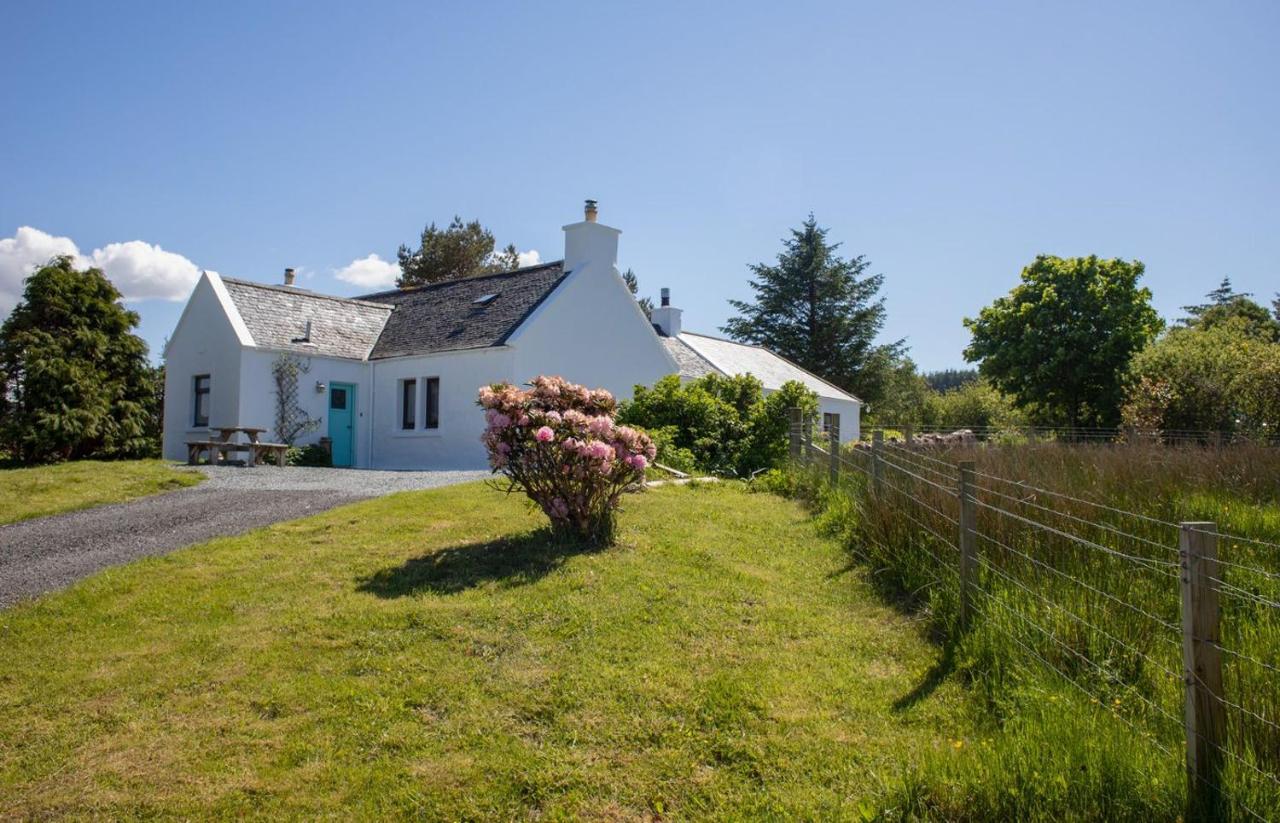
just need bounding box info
[0,481,971,819]
[0,459,202,525]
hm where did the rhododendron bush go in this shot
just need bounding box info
[479,376,656,544]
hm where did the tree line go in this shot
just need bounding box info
[4,213,1276,465]
[720,217,1279,437]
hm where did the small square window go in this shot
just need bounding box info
[330,387,348,410]
[193,375,210,427]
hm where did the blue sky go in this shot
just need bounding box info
[2,1,1277,371]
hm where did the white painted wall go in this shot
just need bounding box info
[815,395,862,443]
[162,274,248,461]
[509,220,675,403]
[368,345,515,470]
[237,348,372,466]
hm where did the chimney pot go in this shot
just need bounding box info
[661,287,670,307]
[284,267,296,286]
[584,199,598,222]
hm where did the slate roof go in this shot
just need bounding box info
[660,334,722,380]
[668,331,861,402]
[358,261,567,359]
[220,277,393,360]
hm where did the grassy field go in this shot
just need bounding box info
[0,459,203,525]
[782,441,1280,820]
[0,481,973,819]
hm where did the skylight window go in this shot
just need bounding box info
[473,293,499,305]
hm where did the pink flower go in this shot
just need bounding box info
[535,426,554,442]
[629,454,649,470]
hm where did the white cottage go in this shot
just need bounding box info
[162,203,861,469]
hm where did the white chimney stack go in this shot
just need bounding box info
[651,287,682,337]
[284,267,296,286]
[563,198,620,278]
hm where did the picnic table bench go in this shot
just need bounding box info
[186,426,289,467]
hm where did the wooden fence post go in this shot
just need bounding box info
[802,414,814,464]
[871,430,883,494]
[828,420,840,484]
[904,424,914,446]
[1179,522,1225,821]
[789,408,802,461]
[958,461,977,631]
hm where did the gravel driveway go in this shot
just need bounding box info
[0,466,488,609]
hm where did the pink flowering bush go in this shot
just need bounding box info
[479,376,656,544]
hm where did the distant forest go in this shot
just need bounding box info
[923,369,978,392]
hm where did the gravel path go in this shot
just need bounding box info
[193,465,488,493]
[0,467,489,609]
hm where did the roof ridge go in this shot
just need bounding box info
[220,276,394,310]
[678,329,862,403]
[356,259,566,300]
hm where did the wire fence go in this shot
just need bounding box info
[861,422,1280,448]
[787,411,1280,820]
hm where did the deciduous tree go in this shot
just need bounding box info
[964,255,1162,428]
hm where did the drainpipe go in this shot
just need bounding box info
[367,359,376,468]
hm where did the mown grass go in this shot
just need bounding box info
[781,442,1280,821]
[0,459,202,525]
[0,481,973,819]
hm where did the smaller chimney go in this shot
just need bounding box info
[284,267,296,286]
[651,287,682,337]
[584,199,598,222]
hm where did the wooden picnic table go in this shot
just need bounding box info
[211,426,268,444]
[186,426,288,467]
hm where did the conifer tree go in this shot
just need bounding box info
[0,257,157,463]
[721,215,901,399]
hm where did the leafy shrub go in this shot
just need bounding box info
[479,376,655,545]
[286,443,332,467]
[645,426,698,475]
[1122,318,1280,436]
[618,374,819,476]
[920,379,1025,432]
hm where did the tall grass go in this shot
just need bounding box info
[785,441,1280,821]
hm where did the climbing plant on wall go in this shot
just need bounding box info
[271,353,320,446]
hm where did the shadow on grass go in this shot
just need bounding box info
[892,641,957,713]
[357,529,600,597]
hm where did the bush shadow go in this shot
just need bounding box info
[357,529,599,597]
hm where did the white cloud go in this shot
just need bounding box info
[517,249,541,267]
[0,226,202,317]
[335,253,400,289]
[88,240,201,302]
[0,226,82,316]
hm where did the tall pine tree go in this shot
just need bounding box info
[0,257,157,463]
[721,215,901,401]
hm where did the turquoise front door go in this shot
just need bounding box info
[328,383,356,467]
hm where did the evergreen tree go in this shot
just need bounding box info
[0,257,157,463]
[621,268,654,317]
[1179,277,1279,341]
[721,215,901,400]
[923,368,979,392]
[396,217,524,287]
